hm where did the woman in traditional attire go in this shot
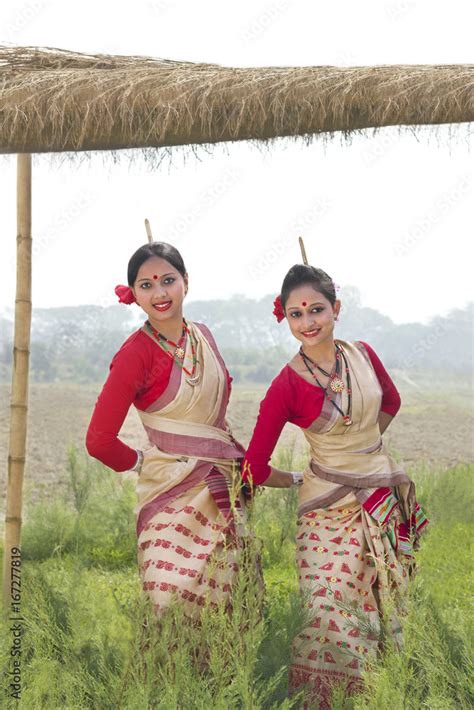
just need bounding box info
[86,241,273,618]
[242,260,427,708]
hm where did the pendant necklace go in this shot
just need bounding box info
[145,318,200,385]
[299,343,353,426]
[298,346,345,393]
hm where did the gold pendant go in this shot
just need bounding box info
[174,346,185,360]
[330,376,345,393]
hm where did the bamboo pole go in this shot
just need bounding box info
[2,154,32,612]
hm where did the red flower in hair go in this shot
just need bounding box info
[115,284,136,305]
[273,295,285,323]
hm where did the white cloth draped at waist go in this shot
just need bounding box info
[307,434,405,480]
[309,459,411,490]
[137,411,244,461]
[298,437,414,518]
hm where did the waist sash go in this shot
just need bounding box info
[139,411,245,461]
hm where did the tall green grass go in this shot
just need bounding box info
[1,448,472,709]
[354,461,474,710]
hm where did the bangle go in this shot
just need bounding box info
[130,449,144,474]
[291,471,303,487]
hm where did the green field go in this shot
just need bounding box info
[1,444,473,709]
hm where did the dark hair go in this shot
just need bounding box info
[127,242,187,286]
[280,264,336,309]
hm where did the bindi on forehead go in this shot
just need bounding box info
[137,270,175,283]
[302,301,307,307]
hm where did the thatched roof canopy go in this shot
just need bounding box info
[1,46,473,154]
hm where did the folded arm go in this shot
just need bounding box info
[359,341,401,434]
[85,348,145,472]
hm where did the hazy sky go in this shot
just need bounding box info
[0,0,472,324]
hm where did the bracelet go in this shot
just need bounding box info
[130,449,144,474]
[291,471,304,487]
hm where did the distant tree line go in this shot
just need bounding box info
[0,289,472,385]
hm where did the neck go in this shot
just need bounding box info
[301,337,336,365]
[147,311,184,342]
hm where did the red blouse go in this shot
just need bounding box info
[85,326,232,472]
[243,341,401,486]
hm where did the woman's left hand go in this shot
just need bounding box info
[262,467,302,488]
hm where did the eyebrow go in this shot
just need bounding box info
[287,302,325,311]
[136,272,175,283]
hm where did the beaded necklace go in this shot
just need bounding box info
[299,343,353,426]
[145,318,199,384]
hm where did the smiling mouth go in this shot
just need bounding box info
[301,327,321,337]
[153,301,172,312]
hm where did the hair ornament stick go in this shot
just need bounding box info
[145,218,153,244]
[299,236,309,265]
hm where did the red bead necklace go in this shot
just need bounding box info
[145,318,199,381]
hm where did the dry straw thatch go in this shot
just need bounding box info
[1,45,473,155]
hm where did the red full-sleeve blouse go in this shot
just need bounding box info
[243,341,401,486]
[85,326,232,472]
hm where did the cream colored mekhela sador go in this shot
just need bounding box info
[134,321,249,618]
[285,341,426,707]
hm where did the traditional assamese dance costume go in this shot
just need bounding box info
[243,340,427,707]
[86,320,248,618]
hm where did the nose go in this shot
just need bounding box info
[301,315,317,331]
[154,283,168,299]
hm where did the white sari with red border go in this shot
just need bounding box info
[135,321,247,618]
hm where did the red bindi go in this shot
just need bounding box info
[302,301,307,307]
[153,274,158,280]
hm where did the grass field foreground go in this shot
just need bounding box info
[0,446,473,709]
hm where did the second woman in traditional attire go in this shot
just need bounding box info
[242,263,427,708]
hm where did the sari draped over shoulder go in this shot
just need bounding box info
[134,321,247,618]
[289,341,427,709]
